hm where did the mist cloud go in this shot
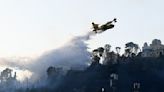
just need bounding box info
[0,31,97,82]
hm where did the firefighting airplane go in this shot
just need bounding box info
[92,18,117,33]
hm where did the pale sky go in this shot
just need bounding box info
[0,0,164,57]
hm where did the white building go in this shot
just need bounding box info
[142,39,164,57]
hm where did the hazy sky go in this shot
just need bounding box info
[0,0,164,57]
